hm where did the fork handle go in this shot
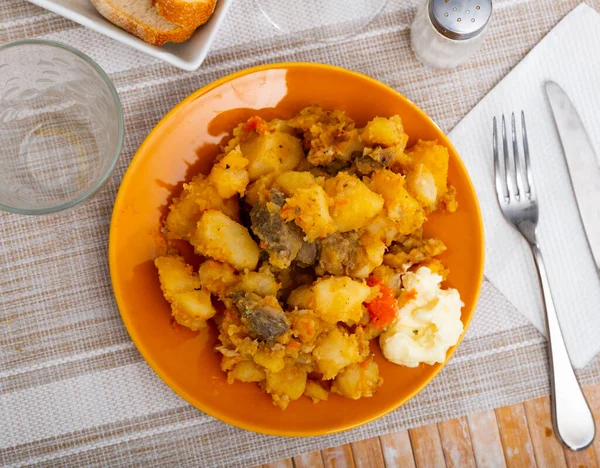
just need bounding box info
[530,243,595,451]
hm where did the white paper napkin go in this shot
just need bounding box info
[448,3,600,369]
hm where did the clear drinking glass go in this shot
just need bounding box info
[256,0,390,43]
[0,39,123,215]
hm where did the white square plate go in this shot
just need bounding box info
[26,0,233,71]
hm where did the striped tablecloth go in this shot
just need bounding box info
[1,1,599,466]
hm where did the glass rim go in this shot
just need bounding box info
[0,38,124,216]
[255,0,390,44]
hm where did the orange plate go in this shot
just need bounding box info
[109,63,484,437]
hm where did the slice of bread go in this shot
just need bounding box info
[91,0,195,46]
[154,0,217,30]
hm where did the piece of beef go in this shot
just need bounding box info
[355,146,397,175]
[317,232,359,276]
[250,189,305,269]
[355,155,385,175]
[296,241,318,267]
[232,292,289,342]
[269,189,286,207]
[321,159,352,176]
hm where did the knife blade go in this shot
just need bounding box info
[545,81,600,270]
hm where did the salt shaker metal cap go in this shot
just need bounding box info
[429,0,492,40]
[411,0,493,69]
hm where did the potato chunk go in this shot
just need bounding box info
[324,173,384,232]
[312,327,361,379]
[287,285,315,310]
[253,347,286,373]
[239,131,304,181]
[367,170,426,243]
[154,255,201,299]
[264,364,308,409]
[164,174,239,241]
[154,255,216,331]
[273,171,319,196]
[369,170,423,222]
[405,163,437,208]
[312,276,371,324]
[331,358,383,399]
[244,173,277,207]
[170,291,216,330]
[393,140,450,208]
[362,116,408,149]
[198,260,238,299]
[290,309,325,345]
[208,148,250,199]
[228,360,266,383]
[191,210,260,271]
[280,185,336,242]
[304,380,329,403]
[239,270,280,297]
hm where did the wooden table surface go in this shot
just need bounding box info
[261,383,600,467]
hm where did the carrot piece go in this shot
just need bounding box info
[365,277,398,330]
[243,116,269,134]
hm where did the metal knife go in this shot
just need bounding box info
[545,81,600,270]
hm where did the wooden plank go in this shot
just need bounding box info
[495,403,537,467]
[351,437,385,468]
[563,445,597,468]
[263,459,294,468]
[409,423,446,468]
[438,417,476,468]
[584,384,600,464]
[467,410,507,468]
[294,450,325,468]
[523,396,567,467]
[266,382,600,468]
[379,430,416,468]
[322,444,356,468]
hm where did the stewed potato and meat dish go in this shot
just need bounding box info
[154,106,464,409]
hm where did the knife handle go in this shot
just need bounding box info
[530,242,596,451]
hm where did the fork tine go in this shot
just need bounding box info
[521,110,534,197]
[511,112,524,200]
[501,115,514,199]
[493,117,509,202]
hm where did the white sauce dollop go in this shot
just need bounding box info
[380,267,464,367]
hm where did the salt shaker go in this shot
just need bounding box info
[411,0,492,69]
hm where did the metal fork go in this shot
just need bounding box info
[493,112,595,452]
